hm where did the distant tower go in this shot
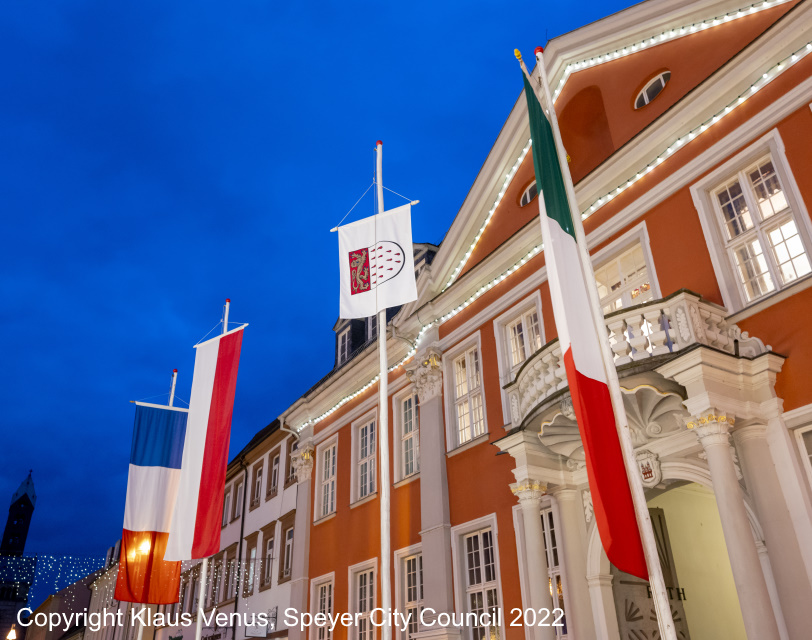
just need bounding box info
[1,472,36,557]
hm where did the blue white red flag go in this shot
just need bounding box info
[165,325,245,560]
[115,403,187,603]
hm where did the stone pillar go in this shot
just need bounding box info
[586,575,621,640]
[688,412,780,639]
[734,424,812,638]
[289,442,314,640]
[550,488,596,640]
[406,344,459,640]
[511,479,555,640]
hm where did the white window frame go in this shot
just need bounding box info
[351,409,378,503]
[234,482,244,520]
[270,453,280,495]
[282,526,294,579]
[520,181,538,207]
[795,424,812,490]
[443,333,488,451]
[253,465,263,505]
[222,490,231,528]
[338,327,351,365]
[394,544,423,640]
[589,221,661,313]
[368,315,378,342]
[393,387,420,483]
[450,514,504,640]
[348,558,378,640]
[691,129,812,313]
[541,507,567,640]
[493,291,545,385]
[310,573,336,640]
[634,70,671,109]
[264,532,276,586]
[315,434,339,520]
[247,545,257,595]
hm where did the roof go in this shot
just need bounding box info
[11,471,36,507]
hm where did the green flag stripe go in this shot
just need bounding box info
[523,74,576,241]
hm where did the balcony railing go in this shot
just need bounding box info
[504,290,768,427]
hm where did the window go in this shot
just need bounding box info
[541,508,567,639]
[264,535,275,586]
[796,426,812,488]
[251,464,263,508]
[506,309,543,370]
[282,527,294,579]
[712,156,811,303]
[226,556,236,599]
[351,565,376,640]
[338,327,351,365]
[233,483,244,521]
[464,530,499,640]
[634,71,670,109]
[318,442,337,519]
[246,545,257,595]
[368,315,378,341]
[286,439,298,487]
[356,418,377,500]
[400,393,419,479]
[269,453,280,497]
[222,492,231,528]
[313,578,335,640]
[594,242,654,314]
[402,554,423,640]
[452,347,485,446]
[520,181,538,207]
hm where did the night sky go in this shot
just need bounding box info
[1,1,637,563]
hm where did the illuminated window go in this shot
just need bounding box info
[401,393,419,479]
[453,347,485,446]
[594,242,654,313]
[506,309,543,370]
[541,508,567,639]
[634,71,670,109]
[464,529,499,640]
[317,441,337,518]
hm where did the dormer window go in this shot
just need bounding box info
[634,71,671,109]
[338,327,351,365]
[520,181,538,207]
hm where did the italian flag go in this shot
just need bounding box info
[522,72,648,580]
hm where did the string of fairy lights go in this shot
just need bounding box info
[296,37,812,432]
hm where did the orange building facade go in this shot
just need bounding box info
[159,1,812,639]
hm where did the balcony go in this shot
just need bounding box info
[503,290,769,428]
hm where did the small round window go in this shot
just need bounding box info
[635,71,671,109]
[520,181,538,206]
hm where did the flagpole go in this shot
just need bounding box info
[194,300,228,640]
[531,47,677,640]
[375,141,393,640]
[169,369,178,407]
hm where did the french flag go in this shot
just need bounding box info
[165,325,245,560]
[115,403,187,603]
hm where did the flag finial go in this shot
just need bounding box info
[535,46,544,55]
[376,140,383,146]
[514,49,522,62]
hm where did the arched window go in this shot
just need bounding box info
[635,71,671,109]
[520,181,538,206]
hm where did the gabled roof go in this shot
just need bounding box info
[11,471,36,507]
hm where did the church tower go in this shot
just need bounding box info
[1,472,36,557]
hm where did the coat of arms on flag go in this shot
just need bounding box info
[338,204,417,318]
[349,242,405,295]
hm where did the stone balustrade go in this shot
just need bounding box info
[504,289,769,427]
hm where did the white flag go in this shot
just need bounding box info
[338,204,418,319]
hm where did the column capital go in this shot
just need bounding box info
[406,347,443,403]
[686,410,735,447]
[510,478,547,504]
[293,443,315,483]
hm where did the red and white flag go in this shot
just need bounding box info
[165,325,245,560]
[338,204,418,319]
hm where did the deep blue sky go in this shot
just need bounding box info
[1,1,638,561]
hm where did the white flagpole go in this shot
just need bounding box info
[169,369,178,407]
[195,300,229,640]
[531,47,677,640]
[375,141,393,640]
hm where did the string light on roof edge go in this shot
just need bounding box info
[551,0,793,102]
[581,40,812,219]
[296,39,812,432]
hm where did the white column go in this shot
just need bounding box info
[550,489,597,640]
[406,344,459,640]
[289,443,314,640]
[734,423,812,638]
[511,479,555,640]
[689,413,780,639]
[586,575,621,640]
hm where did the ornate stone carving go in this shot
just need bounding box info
[510,478,547,504]
[675,306,692,343]
[582,490,593,523]
[559,394,576,420]
[635,449,662,488]
[405,347,443,403]
[292,443,315,483]
[686,411,735,447]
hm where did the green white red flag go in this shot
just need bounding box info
[521,68,648,579]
